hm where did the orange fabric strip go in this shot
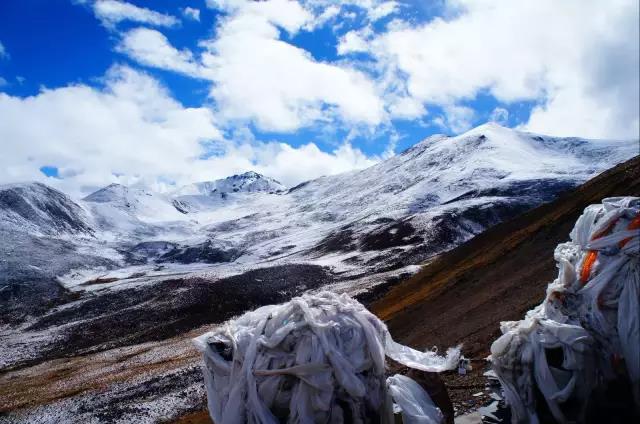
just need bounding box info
[580,250,598,284]
[579,217,623,284]
[619,214,640,248]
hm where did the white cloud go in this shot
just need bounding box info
[0,66,377,194]
[0,77,7,87]
[93,0,179,28]
[182,7,201,22]
[368,1,399,21]
[363,0,639,138]
[202,13,384,131]
[295,0,399,22]
[117,28,203,77]
[337,29,370,55]
[312,5,341,28]
[387,96,426,119]
[489,107,509,125]
[0,40,7,59]
[121,0,386,132]
[0,66,220,195]
[441,105,475,133]
[204,140,378,188]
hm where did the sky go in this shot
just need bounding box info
[0,0,638,195]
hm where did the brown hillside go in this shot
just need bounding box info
[371,155,640,357]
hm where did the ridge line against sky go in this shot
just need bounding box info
[0,0,638,196]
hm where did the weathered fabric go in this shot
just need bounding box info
[491,197,640,423]
[194,291,459,423]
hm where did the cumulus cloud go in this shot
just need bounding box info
[97,0,638,138]
[182,7,200,22]
[311,5,341,29]
[297,0,399,23]
[201,3,384,132]
[337,29,371,55]
[367,1,399,21]
[0,66,219,194]
[0,66,377,194]
[121,0,386,132]
[93,0,179,28]
[117,28,203,77]
[203,141,377,188]
[434,105,475,133]
[362,0,639,138]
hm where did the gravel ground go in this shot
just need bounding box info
[442,363,494,417]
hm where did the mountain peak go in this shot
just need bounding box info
[402,123,513,155]
[83,183,132,202]
[459,122,516,140]
[234,171,262,179]
[228,171,282,184]
[175,171,286,197]
[470,121,508,131]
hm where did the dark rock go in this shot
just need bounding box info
[158,240,242,264]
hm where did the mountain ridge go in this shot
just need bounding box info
[171,170,286,197]
[1,124,637,323]
[371,155,640,355]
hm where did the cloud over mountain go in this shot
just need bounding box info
[0,0,637,194]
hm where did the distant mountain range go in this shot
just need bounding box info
[1,123,637,320]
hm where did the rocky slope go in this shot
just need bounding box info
[368,155,640,418]
[0,182,92,236]
[371,155,640,357]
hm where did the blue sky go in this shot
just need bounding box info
[0,0,637,194]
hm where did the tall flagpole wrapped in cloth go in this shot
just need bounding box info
[491,197,640,423]
[194,291,459,423]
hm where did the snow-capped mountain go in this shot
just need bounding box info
[173,171,286,197]
[1,124,637,322]
[169,171,286,215]
[4,124,638,268]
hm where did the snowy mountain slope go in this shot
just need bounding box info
[285,123,634,221]
[83,183,186,223]
[4,123,635,274]
[160,123,637,272]
[1,124,637,323]
[0,184,116,322]
[81,183,198,242]
[0,182,93,236]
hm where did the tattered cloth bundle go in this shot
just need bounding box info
[193,291,459,423]
[491,197,640,423]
